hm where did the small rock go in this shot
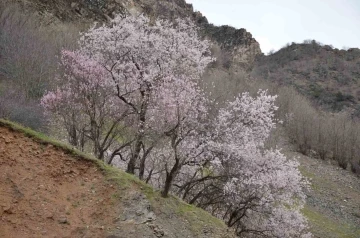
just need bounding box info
[136,210,144,216]
[148,224,165,237]
[3,205,13,214]
[44,212,53,219]
[146,214,155,222]
[58,217,68,224]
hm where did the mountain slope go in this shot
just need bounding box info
[295,153,360,238]
[3,0,261,71]
[0,120,234,238]
[252,41,360,115]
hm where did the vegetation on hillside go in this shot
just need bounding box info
[0,3,79,131]
[252,40,360,115]
[39,14,310,237]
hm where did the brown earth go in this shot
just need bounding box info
[0,126,121,238]
[0,123,234,238]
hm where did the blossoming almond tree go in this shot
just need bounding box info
[42,14,311,237]
[42,14,213,172]
[212,91,310,237]
[41,50,131,160]
[76,15,213,174]
[172,90,311,237]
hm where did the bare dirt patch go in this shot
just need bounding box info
[0,126,122,238]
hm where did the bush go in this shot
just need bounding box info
[276,86,360,173]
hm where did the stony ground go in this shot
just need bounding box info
[0,124,234,238]
[283,150,360,238]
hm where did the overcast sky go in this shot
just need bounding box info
[186,0,360,54]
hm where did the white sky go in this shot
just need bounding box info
[186,0,360,54]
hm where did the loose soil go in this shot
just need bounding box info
[0,126,120,238]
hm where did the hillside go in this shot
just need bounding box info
[276,134,360,238]
[4,0,261,71]
[1,122,360,238]
[299,153,360,238]
[1,1,360,237]
[252,41,360,116]
[0,120,234,238]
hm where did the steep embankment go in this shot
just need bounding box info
[0,120,234,238]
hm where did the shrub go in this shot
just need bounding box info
[0,3,78,129]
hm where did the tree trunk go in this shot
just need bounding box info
[68,116,78,147]
[127,131,143,174]
[139,146,153,180]
[161,157,180,198]
[127,89,148,174]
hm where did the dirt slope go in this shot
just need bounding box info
[0,121,234,238]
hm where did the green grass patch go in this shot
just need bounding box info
[298,166,316,180]
[298,166,321,191]
[151,193,227,235]
[303,206,360,238]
